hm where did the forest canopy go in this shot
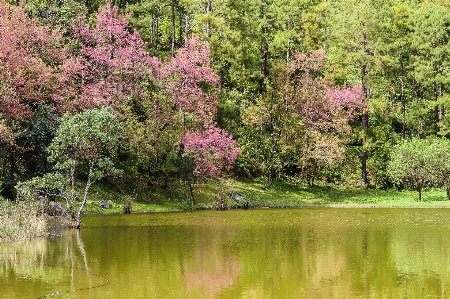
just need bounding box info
[2,0,450,202]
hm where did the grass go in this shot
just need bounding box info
[2,177,449,243]
[78,177,450,214]
[191,178,450,208]
[0,199,48,242]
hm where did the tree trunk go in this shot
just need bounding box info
[185,14,190,39]
[361,63,369,187]
[189,182,195,206]
[286,38,290,65]
[401,77,406,140]
[418,186,422,202]
[260,41,269,77]
[361,113,368,187]
[171,0,175,57]
[204,0,212,37]
[74,160,94,229]
[151,13,159,48]
[360,25,371,187]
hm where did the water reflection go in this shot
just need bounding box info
[0,227,107,299]
[2,209,450,298]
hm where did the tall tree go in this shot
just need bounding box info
[240,51,364,185]
[411,2,450,136]
[373,1,413,140]
[327,0,379,186]
[66,3,154,111]
[161,35,219,128]
[0,0,68,194]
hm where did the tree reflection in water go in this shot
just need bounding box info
[0,227,108,299]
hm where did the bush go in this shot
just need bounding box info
[0,199,48,242]
[123,196,134,214]
[388,138,450,201]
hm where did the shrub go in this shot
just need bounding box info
[0,199,48,242]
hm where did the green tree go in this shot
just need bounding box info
[424,138,450,200]
[410,2,450,136]
[21,0,86,39]
[327,0,379,186]
[46,108,122,228]
[373,1,413,140]
[388,138,450,201]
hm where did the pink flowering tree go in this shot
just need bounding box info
[327,85,365,121]
[65,2,156,111]
[241,51,364,185]
[160,36,239,204]
[181,127,240,205]
[285,51,364,184]
[0,0,69,185]
[161,35,219,128]
[62,2,167,175]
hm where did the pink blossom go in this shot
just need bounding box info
[66,2,156,111]
[161,35,219,126]
[181,126,240,179]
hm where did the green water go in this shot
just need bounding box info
[2,208,450,298]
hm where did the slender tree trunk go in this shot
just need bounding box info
[439,83,444,131]
[418,186,422,202]
[189,179,196,206]
[67,164,77,221]
[361,27,370,187]
[261,41,269,77]
[401,77,406,140]
[260,41,269,92]
[185,14,190,39]
[286,38,290,65]
[171,0,175,57]
[268,116,276,185]
[74,160,94,228]
[204,0,212,37]
[361,63,368,187]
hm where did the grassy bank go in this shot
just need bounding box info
[192,179,450,208]
[2,178,449,242]
[78,178,450,214]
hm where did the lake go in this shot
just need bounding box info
[2,208,450,298]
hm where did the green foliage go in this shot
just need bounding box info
[16,172,67,201]
[8,0,450,208]
[365,97,400,187]
[18,108,124,228]
[388,138,450,201]
[48,108,122,171]
[22,0,86,39]
[15,105,59,179]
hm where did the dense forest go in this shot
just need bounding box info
[2,0,450,203]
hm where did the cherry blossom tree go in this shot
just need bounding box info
[240,51,364,185]
[65,2,157,111]
[287,51,364,185]
[181,126,240,204]
[161,35,219,128]
[327,85,365,121]
[0,0,68,187]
